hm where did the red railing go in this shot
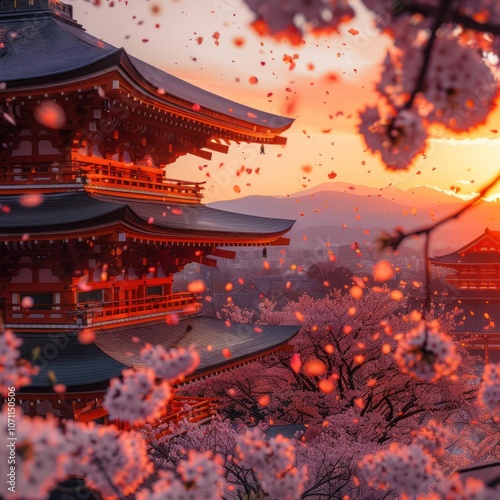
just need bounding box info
[0,156,205,202]
[0,164,81,188]
[445,275,500,289]
[74,396,218,431]
[150,397,219,439]
[5,292,200,331]
[73,154,205,202]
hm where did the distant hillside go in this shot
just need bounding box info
[209,186,500,248]
[288,182,464,207]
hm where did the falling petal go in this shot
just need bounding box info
[290,353,301,374]
[34,100,66,129]
[78,329,96,344]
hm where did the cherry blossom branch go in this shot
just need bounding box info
[397,0,500,35]
[379,171,500,253]
[92,457,125,500]
[379,171,500,316]
[402,0,454,111]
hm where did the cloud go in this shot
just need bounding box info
[430,137,500,145]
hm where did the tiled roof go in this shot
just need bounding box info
[453,301,500,333]
[431,252,500,264]
[431,229,500,264]
[458,461,500,488]
[94,316,300,380]
[19,333,127,388]
[408,296,500,333]
[0,12,293,131]
[0,14,118,81]
[18,317,300,390]
[0,192,295,238]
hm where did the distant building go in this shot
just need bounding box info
[336,244,376,270]
[211,274,327,311]
[429,229,500,362]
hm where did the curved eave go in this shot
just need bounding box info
[123,53,294,135]
[0,192,295,243]
[0,15,294,137]
[93,317,301,385]
[438,231,500,258]
[0,193,127,238]
[18,318,301,393]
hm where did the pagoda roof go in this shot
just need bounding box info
[0,8,293,133]
[453,301,500,333]
[430,229,500,265]
[407,294,500,333]
[457,461,500,489]
[19,316,300,390]
[0,192,295,242]
[430,252,500,265]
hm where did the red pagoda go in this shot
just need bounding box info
[430,228,500,362]
[0,0,299,422]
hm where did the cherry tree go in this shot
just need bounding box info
[180,290,499,496]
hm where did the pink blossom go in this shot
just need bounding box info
[360,443,439,497]
[1,409,68,500]
[359,107,428,170]
[104,368,171,425]
[0,329,38,395]
[65,421,153,499]
[394,320,460,382]
[412,419,450,455]
[478,363,500,421]
[237,429,308,498]
[140,343,200,382]
[424,38,498,131]
[244,0,354,42]
[438,473,499,500]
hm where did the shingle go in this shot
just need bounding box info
[94,316,300,380]
[0,192,294,236]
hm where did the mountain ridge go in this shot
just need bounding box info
[209,184,499,248]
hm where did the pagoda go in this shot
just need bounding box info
[0,0,299,422]
[430,228,500,362]
[430,228,500,291]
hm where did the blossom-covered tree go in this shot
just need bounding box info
[181,290,498,496]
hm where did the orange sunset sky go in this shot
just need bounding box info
[73,0,500,203]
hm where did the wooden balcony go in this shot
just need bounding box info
[0,155,205,203]
[4,292,201,332]
[74,396,218,431]
[0,164,84,193]
[73,154,205,203]
[445,275,500,290]
[149,396,219,439]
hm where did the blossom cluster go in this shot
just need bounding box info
[0,329,38,395]
[65,421,153,499]
[394,320,460,383]
[359,107,427,171]
[360,442,438,497]
[1,409,66,500]
[140,343,200,382]
[243,0,500,170]
[244,0,355,43]
[478,363,500,421]
[237,429,308,499]
[412,419,451,456]
[137,456,224,500]
[103,368,171,425]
